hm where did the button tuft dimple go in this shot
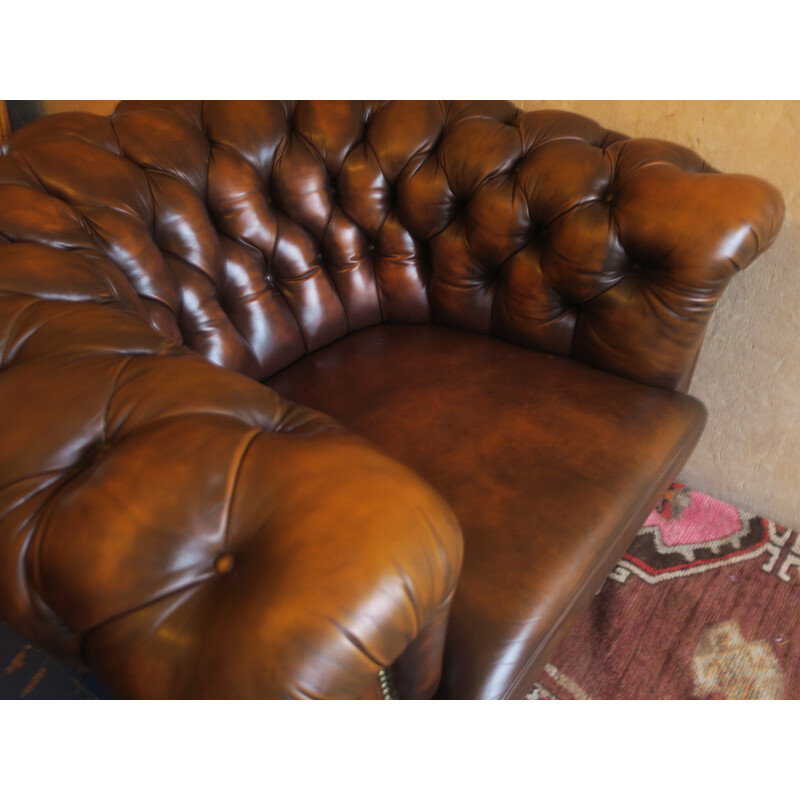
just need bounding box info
[214,553,235,574]
[88,441,112,465]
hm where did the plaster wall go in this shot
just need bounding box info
[40,100,118,116]
[518,101,800,527]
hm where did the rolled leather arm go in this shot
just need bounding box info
[0,297,463,698]
[565,138,786,390]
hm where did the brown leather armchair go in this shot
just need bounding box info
[0,101,784,699]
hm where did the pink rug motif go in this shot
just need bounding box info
[529,483,800,699]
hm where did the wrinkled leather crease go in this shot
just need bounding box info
[0,101,784,699]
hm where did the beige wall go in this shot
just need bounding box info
[518,101,800,527]
[40,100,118,116]
[31,100,800,526]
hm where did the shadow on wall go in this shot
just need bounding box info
[6,101,46,132]
[679,216,800,529]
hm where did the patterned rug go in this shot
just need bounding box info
[2,483,797,699]
[528,483,800,699]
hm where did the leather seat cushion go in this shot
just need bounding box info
[267,326,706,699]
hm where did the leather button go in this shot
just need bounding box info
[214,553,235,574]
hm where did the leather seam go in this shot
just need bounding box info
[102,354,135,442]
[0,295,39,365]
[79,576,212,665]
[220,428,262,552]
[269,212,310,355]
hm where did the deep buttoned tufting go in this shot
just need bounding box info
[0,101,784,698]
[2,102,783,389]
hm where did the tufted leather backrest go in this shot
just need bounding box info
[0,100,784,390]
[0,102,785,697]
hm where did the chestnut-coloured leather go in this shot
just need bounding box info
[0,298,463,698]
[0,101,784,698]
[267,325,707,698]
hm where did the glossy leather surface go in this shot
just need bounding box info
[0,101,784,698]
[1,102,784,390]
[268,325,707,698]
[0,300,463,698]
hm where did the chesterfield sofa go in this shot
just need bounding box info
[0,101,784,699]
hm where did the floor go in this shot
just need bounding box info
[0,619,111,700]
